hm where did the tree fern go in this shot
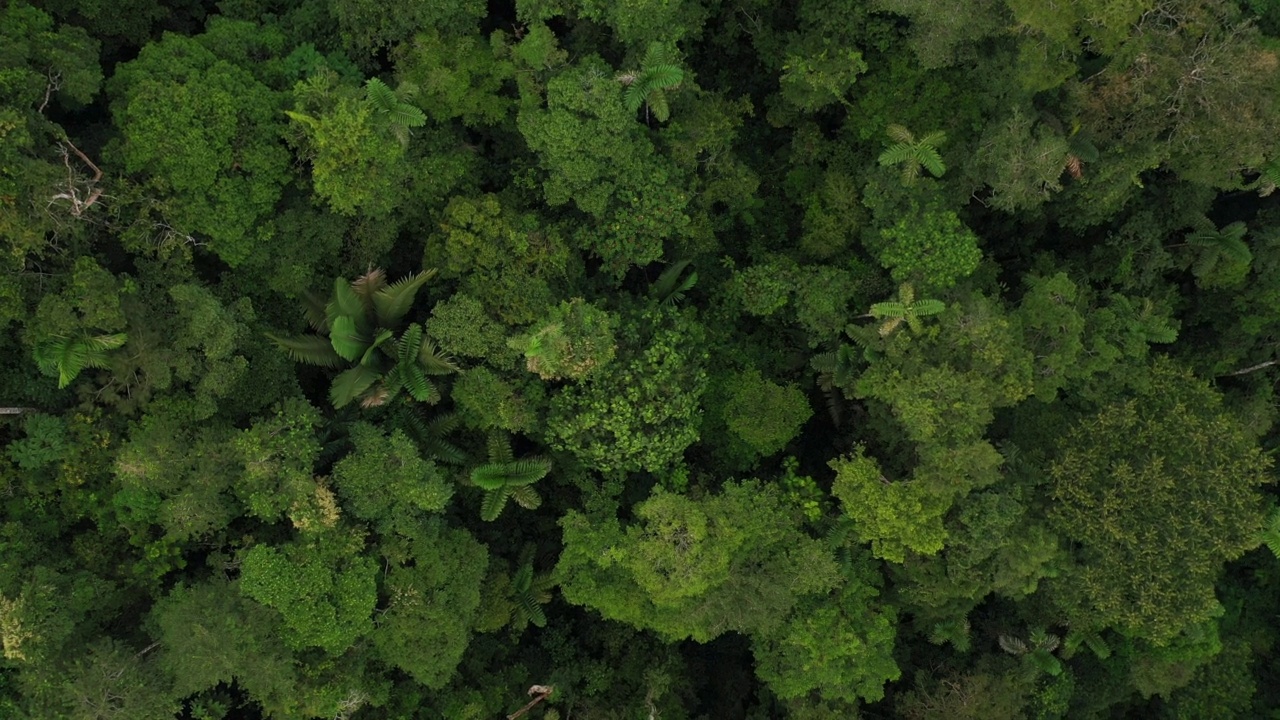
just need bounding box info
[868,282,944,336]
[1185,219,1250,282]
[471,435,552,521]
[878,124,947,184]
[364,77,426,146]
[1259,506,1280,559]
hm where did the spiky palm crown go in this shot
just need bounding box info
[268,268,456,408]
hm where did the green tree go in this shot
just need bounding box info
[238,529,377,655]
[107,29,290,266]
[511,298,617,381]
[558,481,839,642]
[370,525,488,688]
[1176,218,1252,288]
[721,369,813,456]
[875,209,982,290]
[1047,360,1273,643]
[544,306,707,474]
[331,422,453,529]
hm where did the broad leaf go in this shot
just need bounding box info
[329,315,371,361]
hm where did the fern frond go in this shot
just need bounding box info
[268,333,345,367]
[283,109,319,129]
[1259,507,1280,558]
[480,487,511,521]
[918,147,947,178]
[364,77,398,112]
[487,432,514,464]
[372,269,436,328]
[643,64,683,91]
[885,124,914,144]
[510,484,542,510]
[877,144,915,168]
[329,365,381,408]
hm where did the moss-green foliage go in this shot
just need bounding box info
[558,481,840,642]
[875,206,982,290]
[513,298,617,381]
[331,422,453,529]
[108,29,290,266]
[545,306,707,473]
[1048,360,1273,643]
[239,530,377,655]
[722,369,812,456]
[370,525,487,688]
[11,1,1280,717]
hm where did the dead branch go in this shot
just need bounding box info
[508,685,554,720]
[48,138,103,217]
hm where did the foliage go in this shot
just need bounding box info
[878,124,947,183]
[511,298,617,380]
[1048,360,1273,643]
[876,208,982,290]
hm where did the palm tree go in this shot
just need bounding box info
[268,268,456,408]
[866,282,945,336]
[470,433,552,522]
[619,42,684,122]
[999,628,1063,676]
[877,124,947,184]
[34,332,127,388]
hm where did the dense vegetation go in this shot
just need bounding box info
[3,0,1280,717]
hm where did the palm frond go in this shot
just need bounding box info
[510,484,542,510]
[1259,507,1280,558]
[398,324,424,367]
[642,41,675,71]
[364,77,398,112]
[268,333,345,367]
[86,333,128,352]
[917,130,947,149]
[514,582,548,627]
[651,260,693,302]
[387,103,426,129]
[643,64,684,91]
[417,339,458,375]
[480,487,511,521]
[330,276,366,323]
[869,301,907,319]
[351,268,387,310]
[487,432,514,464]
[372,269,436,328]
[647,89,671,122]
[399,362,436,403]
[624,83,647,113]
[998,634,1028,656]
[301,291,330,332]
[912,299,946,316]
[329,365,381,408]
